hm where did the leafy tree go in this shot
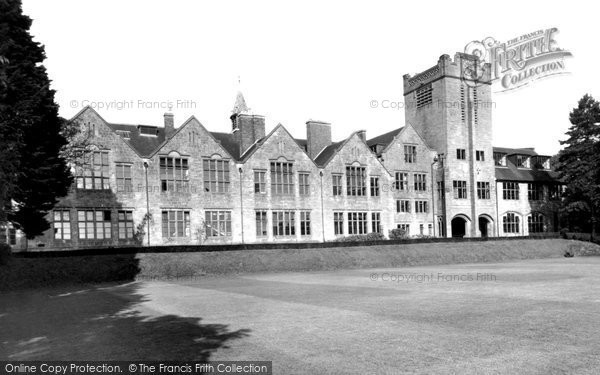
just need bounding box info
[556,94,600,240]
[0,0,72,239]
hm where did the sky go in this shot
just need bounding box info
[21,0,598,155]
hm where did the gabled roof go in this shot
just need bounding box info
[106,123,166,157]
[314,141,344,167]
[294,138,307,151]
[366,127,403,148]
[313,131,391,175]
[237,124,316,165]
[493,146,559,182]
[210,132,242,160]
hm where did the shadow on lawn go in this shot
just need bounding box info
[0,252,145,290]
[0,282,250,360]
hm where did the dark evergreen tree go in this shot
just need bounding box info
[556,94,600,239]
[0,0,72,238]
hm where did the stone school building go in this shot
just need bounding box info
[3,52,563,250]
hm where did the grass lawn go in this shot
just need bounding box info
[2,257,600,374]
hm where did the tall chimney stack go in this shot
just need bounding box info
[164,112,175,138]
[306,120,332,160]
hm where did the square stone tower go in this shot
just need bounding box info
[403,53,497,238]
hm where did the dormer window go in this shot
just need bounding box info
[531,156,550,169]
[516,155,529,168]
[138,125,158,137]
[115,130,131,139]
[493,152,507,167]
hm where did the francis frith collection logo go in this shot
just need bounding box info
[463,27,572,91]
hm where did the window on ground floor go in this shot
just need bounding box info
[348,212,368,235]
[528,213,546,233]
[397,223,410,234]
[300,212,311,236]
[334,212,344,235]
[273,211,295,237]
[371,212,381,234]
[205,211,232,237]
[0,223,16,245]
[78,210,112,240]
[256,211,267,237]
[162,210,190,238]
[118,211,134,239]
[53,210,71,240]
[503,213,520,234]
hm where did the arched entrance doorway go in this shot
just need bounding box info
[478,216,492,238]
[451,216,467,238]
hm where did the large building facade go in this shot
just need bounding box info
[3,52,562,250]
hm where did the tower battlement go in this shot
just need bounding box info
[403,53,492,95]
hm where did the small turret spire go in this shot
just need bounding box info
[232,91,249,115]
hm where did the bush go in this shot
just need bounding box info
[414,234,433,239]
[336,233,386,242]
[566,242,600,257]
[388,228,408,240]
[0,243,12,265]
[559,228,569,239]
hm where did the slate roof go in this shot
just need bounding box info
[366,127,403,148]
[294,138,307,151]
[492,146,560,182]
[493,146,540,157]
[106,120,312,162]
[105,119,559,184]
[210,132,241,160]
[106,123,166,157]
[314,141,344,167]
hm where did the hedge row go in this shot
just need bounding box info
[13,233,561,258]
